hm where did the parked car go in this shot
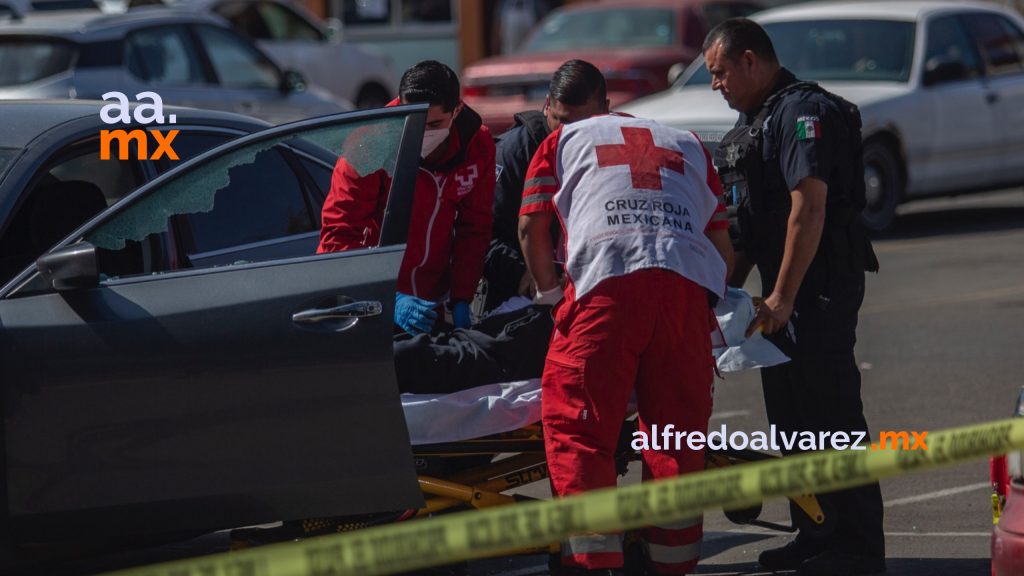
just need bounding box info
[0,100,427,566]
[0,100,273,286]
[461,0,762,133]
[619,0,1024,231]
[0,9,353,124]
[130,0,398,109]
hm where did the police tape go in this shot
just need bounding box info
[107,418,1024,576]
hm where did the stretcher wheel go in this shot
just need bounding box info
[724,501,763,525]
[792,496,836,538]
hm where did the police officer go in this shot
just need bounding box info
[703,19,883,576]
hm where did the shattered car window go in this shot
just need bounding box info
[86,115,405,281]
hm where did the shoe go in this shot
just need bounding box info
[798,550,887,576]
[758,538,825,571]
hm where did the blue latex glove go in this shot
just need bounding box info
[452,301,471,329]
[395,292,438,335]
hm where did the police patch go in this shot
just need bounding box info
[796,115,821,140]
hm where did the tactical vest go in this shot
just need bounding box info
[713,80,879,289]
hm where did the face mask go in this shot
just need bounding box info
[421,126,450,158]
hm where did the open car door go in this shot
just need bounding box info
[0,105,426,544]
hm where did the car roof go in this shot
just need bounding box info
[0,7,224,38]
[755,0,1009,23]
[0,99,269,148]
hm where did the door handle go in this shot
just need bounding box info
[292,300,383,324]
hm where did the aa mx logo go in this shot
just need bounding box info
[99,91,179,161]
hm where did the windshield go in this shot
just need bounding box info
[683,19,916,86]
[0,39,75,87]
[521,8,676,53]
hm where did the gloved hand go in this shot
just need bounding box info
[452,301,471,329]
[534,285,563,306]
[395,292,438,335]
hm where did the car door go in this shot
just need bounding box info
[917,13,999,194]
[961,11,1024,185]
[0,105,426,543]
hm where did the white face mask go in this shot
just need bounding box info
[421,127,450,158]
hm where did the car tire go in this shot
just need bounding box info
[356,83,391,109]
[861,139,902,233]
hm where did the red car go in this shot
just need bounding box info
[462,0,762,134]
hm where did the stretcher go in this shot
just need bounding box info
[231,289,829,551]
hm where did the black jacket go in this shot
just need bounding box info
[483,110,550,310]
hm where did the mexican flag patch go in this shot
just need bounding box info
[796,115,821,140]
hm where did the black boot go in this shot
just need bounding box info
[758,538,826,571]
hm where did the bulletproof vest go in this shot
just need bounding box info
[713,81,878,283]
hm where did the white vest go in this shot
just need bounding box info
[552,115,726,300]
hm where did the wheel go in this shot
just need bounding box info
[355,83,391,109]
[860,139,903,233]
[724,501,764,525]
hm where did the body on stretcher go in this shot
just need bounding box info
[232,289,828,551]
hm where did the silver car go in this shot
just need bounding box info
[147,0,399,108]
[621,0,1024,231]
[0,9,353,123]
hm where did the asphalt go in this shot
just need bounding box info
[31,188,1024,575]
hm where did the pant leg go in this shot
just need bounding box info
[632,271,715,575]
[761,272,884,559]
[543,275,655,569]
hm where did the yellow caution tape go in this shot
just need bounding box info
[106,418,1024,576]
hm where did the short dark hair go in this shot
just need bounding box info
[549,59,606,106]
[703,18,778,63]
[399,60,461,112]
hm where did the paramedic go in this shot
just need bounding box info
[703,19,883,576]
[318,60,496,334]
[519,60,733,575]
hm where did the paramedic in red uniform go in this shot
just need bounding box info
[519,62,734,576]
[318,60,496,334]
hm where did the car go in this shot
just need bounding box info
[0,9,353,124]
[0,100,274,286]
[461,0,762,134]
[0,0,99,18]
[129,0,399,109]
[619,0,1024,232]
[0,100,428,566]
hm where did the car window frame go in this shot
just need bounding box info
[189,22,284,90]
[123,23,211,87]
[921,13,985,84]
[961,11,1024,78]
[255,0,325,42]
[1,104,428,298]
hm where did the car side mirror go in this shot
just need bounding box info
[325,17,343,43]
[923,56,968,87]
[281,69,307,93]
[36,242,99,292]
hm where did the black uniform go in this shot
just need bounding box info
[713,68,883,560]
[482,110,550,311]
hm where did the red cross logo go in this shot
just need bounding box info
[595,127,685,190]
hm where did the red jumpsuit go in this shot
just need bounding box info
[318,100,496,303]
[521,115,728,574]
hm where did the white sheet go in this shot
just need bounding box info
[403,289,788,445]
